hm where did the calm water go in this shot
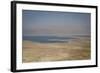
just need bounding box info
[23,36,76,43]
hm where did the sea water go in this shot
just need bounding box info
[23,36,75,43]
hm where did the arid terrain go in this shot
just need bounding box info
[22,37,91,63]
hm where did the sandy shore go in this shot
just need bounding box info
[22,37,91,63]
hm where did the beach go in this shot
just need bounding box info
[22,36,91,63]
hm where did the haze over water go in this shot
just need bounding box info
[22,10,91,37]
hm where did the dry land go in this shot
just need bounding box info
[22,37,91,63]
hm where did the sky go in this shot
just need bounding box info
[22,10,91,36]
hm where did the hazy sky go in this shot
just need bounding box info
[22,10,91,36]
